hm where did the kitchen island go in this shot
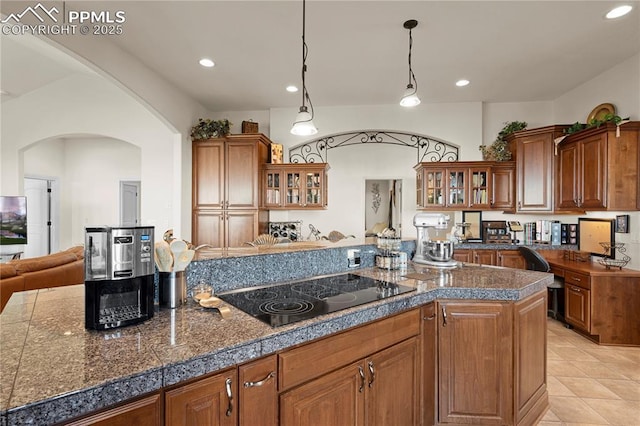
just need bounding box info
[0,240,552,425]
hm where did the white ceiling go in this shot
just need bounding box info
[2,1,639,111]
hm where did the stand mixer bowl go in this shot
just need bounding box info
[424,240,454,262]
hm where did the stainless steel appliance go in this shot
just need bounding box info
[84,226,155,330]
[413,213,458,267]
[218,273,414,327]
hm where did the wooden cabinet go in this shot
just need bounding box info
[514,291,549,424]
[506,125,569,212]
[192,134,270,247]
[454,249,525,269]
[545,254,640,345]
[421,303,437,426]
[497,250,526,269]
[239,355,278,426]
[437,293,548,425]
[452,249,473,263]
[262,163,329,209]
[415,161,514,211]
[64,393,162,426]
[565,282,591,332]
[414,162,490,210]
[491,163,516,210]
[437,301,513,424]
[563,270,591,333]
[556,122,640,211]
[281,337,419,426]
[279,309,420,426]
[453,249,497,265]
[165,368,237,426]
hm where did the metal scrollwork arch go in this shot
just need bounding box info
[288,130,459,163]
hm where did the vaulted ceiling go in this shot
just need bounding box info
[2,1,639,111]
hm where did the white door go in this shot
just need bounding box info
[24,178,54,257]
[120,181,140,226]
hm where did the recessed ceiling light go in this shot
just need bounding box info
[606,5,632,19]
[286,85,298,93]
[199,58,215,68]
[456,79,470,87]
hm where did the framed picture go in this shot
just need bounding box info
[462,211,482,242]
[616,215,629,233]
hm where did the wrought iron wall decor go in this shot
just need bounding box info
[371,183,381,213]
[288,130,459,163]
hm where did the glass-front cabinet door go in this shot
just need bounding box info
[424,170,445,208]
[263,163,329,209]
[447,169,467,208]
[263,169,282,207]
[304,170,324,207]
[284,171,302,207]
[469,167,491,209]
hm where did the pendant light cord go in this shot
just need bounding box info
[407,27,418,91]
[300,0,314,120]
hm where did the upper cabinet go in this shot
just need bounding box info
[192,134,271,247]
[506,125,569,213]
[262,163,329,210]
[556,122,640,212]
[415,161,514,211]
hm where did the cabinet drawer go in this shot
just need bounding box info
[278,309,420,391]
[564,271,590,289]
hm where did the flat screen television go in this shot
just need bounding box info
[0,196,27,245]
[578,217,615,259]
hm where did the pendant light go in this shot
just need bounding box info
[291,0,318,136]
[400,19,421,107]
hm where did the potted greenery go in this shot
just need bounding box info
[563,113,629,135]
[190,118,232,140]
[479,121,528,161]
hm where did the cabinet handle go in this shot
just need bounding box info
[571,276,581,282]
[441,305,447,327]
[423,313,436,321]
[243,371,274,388]
[358,366,365,393]
[367,361,375,388]
[225,377,233,417]
[571,286,581,293]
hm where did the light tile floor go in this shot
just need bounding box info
[540,318,640,425]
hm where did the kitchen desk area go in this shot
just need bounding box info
[1,239,553,426]
[540,250,640,346]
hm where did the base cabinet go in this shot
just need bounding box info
[239,355,278,426]
[453,249,526,269]
[438,301,513,425]
[64,393,162,426]
[62,295,548,426]
[165,368,237,426]
[280,337,419,426]
[565,283,591,333]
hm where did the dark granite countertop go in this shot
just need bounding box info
[0,261,552,425]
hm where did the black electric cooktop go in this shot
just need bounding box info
[218,273,415,327]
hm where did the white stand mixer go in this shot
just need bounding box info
[413,213,459,268]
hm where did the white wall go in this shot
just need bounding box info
[1,73,179,247]
[25,137,141,247]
